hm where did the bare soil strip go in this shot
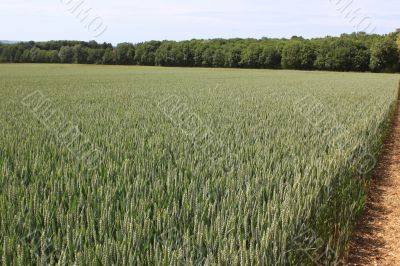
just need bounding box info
[347,88,400,265]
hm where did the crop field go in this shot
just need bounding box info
[0,64,399,265]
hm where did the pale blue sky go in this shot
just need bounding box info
[1,0,399,44]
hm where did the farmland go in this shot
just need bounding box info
[0,64,399,265]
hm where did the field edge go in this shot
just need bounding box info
[345,80,400,264]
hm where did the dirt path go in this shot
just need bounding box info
[347,89,400,265]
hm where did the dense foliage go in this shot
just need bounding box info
[0,65,398,265]
[1,32,399,72]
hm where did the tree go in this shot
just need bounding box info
[397,31,400,66]
[226,46,242,67]
[101,42,113,49]
[201,45,215,67]
[299,42,316,70]
[397,30,400,49]
[13,49,23,63]
[46,50,60,63]
[87,40,100,49]
[352,44,370,71]
[370,34,399,72]
[282,41,315,69]
[240,44,262,68]
[72,45,88,64]
[87,49,105,64]
[0,34,398,72]
[102,48,115,64]
[115,43,135,65]
[193,42,207,67]
[21,49,31,63]
[0,45,17,62]
[314,38,369,71]
[58,46,74,63]
[212,48,225,67]
[134,41,161,65]
[29,48,41,62]
[259,46,281,68]
[181,42,194,66]
[155,42,184,66]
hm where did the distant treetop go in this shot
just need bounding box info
[0,32,399,73]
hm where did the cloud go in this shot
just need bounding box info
[0,0,398,43]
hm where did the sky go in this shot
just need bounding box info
[1,0,399,44]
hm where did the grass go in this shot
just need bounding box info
[0,64,399,265]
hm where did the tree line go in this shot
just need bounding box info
[1,32,399,72]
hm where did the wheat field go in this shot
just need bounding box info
[0,64,398,265]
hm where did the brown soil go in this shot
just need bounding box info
[347,89,400,265]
